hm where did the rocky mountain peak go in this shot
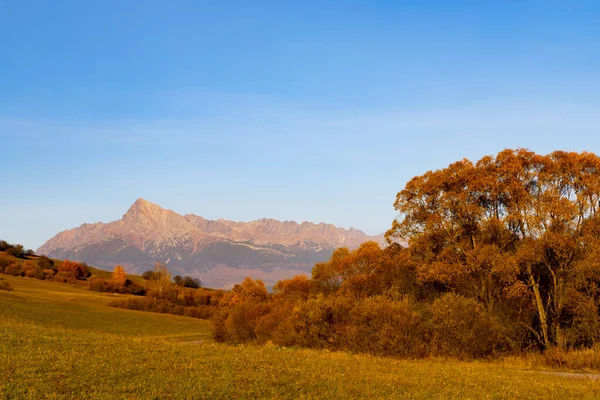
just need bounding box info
[123,198,162,219]
[122,199,193,231]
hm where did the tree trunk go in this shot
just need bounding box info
[529,274,550,348]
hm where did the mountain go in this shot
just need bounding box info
[37,199,385,288]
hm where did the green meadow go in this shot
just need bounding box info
[1,275,600,399]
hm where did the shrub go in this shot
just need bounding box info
[174,275,201,289]
[543,347,600,371]
[88,277,112,292]
[430,293,502,358]
[34,269,46,280]
[22,266,43,279]
[281,294,352,349]
[185,276,201,288]
[37,256,55,270]
[0,256,12,272]
[193,289,211,306]
[88,277,146,295]
[273,275,312,301]
[59,260,89,278]
[54,271,76,283]
[4,265,22,277]
[563,295,600,348]
[142,270,157,280]
[43,269,55,280]
[224,301,271,343]
[212,278,271,343]
[23,268,37,278]
[255,302,300,346]
[6,245,25,258]
[80,262,92,278]
[343,296,429,357]
[0,280,13,291]
[184,306,213,319]
[127,282,146,296]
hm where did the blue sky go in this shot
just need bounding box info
[1,0,599,250]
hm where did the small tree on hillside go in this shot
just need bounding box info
[142,270,157,280]
[111,265,127,288]
[6,245,24,258]
[155,261,171,295]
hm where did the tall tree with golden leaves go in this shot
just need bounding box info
[111,265,127,288]
[387,149,600,349]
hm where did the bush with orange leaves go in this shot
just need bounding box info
[212,277,271,343]
[58,260,90,279]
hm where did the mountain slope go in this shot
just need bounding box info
[37,199,384,288]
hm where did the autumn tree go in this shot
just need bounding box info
[37,256,54,270]
[0,240,9,251]
[6,244,25,258]
[154,261,172,295]
[111,265,127,288]
[273,275,312,301]
[212,277,271,343]
[386,149,600,349]
[142,270,157,280]
[58,260,88,278]
[174,275,201,289]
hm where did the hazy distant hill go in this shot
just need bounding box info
[37,199,384,288]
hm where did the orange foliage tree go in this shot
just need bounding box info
[111,265,127,288]
[386,149,600,349]
[58,260,88,278]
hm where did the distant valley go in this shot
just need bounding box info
[37,199,384,288]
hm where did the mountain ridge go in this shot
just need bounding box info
[37,199,384,288]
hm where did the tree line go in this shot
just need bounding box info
[0,244,92,283]
[212,149,600,358]
[106,262,223,319]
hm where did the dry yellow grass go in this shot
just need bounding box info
[2,274,600,399]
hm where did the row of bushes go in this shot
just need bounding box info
[87,277,147,296]
[213,277,502,359]
[212,235,600,359]
[149,285,224,307]
[106,263,224,319]
[109,297,214,319]
[0,240,34,259]
[0,255,91,284]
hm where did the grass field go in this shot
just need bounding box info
[2,275,600,399]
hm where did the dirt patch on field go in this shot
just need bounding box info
[531,370,600,380]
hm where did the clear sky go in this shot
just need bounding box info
[1,0,599,250]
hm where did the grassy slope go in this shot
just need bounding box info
[1,275,600,399]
